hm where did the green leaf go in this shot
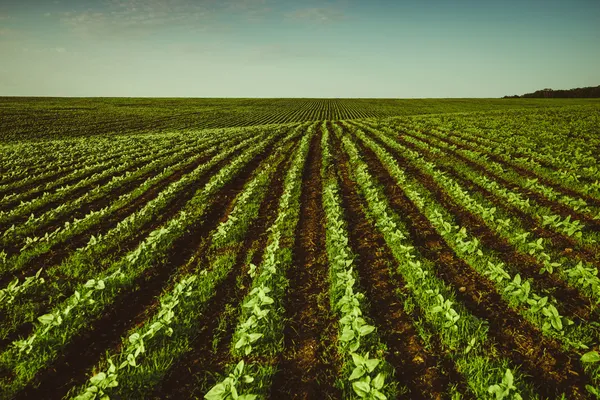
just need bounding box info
[359,325,375,337]
[503,369,514,388]
[234,360,245,375]
[129,333,141,344]
[581,351,600,363]
[351,352,365,366]
[372,373,385,390]
[205,383,227,400]
[340,327,355,342]
[348,366,365,381]
[248,333,263,343]
[38,314,54,325]
[89,372,107,385]
[235,337,247,349]
[352,381,371,397]
[373,389,387,400]
[365,358,380,373]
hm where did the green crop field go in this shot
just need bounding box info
[1,98,600,399]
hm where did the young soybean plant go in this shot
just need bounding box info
[68,128,303,400]
[321,126,394,399]
[334,124,535,399]
[205,127,313,399]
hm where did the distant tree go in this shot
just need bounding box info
[506,85,600,98]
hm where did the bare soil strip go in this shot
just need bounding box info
[0,151,234,351]
[437,129,600,209]
[13,142,279,400]
[2,149,214,257]
[0,146,183,224]
[270,125,340,399]
[406,130,600,230]
[152,142,299,400]
[350,132,590,399]
[444,131,561,172]
[0,147,234,289]
[393,133,600,268]
[17,149,213,245]
[329,124,457,400]
[364,130,594,320]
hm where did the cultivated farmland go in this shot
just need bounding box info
[1,98,600,399]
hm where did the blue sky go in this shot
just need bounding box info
[0,0,598,97]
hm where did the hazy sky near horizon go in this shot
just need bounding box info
[0,0,598,97]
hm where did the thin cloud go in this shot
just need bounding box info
[59,0,272,37]
[0,28,15,37]
[21,47,68,54]
[286,6,346,23]
[60,0,209,37]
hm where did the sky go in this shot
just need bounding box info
[0,0,598,97]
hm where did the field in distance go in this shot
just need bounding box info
[1,98,600,399]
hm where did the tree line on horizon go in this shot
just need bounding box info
[503,85,600,98]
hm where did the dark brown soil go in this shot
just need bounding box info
[0,146,183,222]
[270,125,340,399]
[2,146,217,251]
[387,128,600,265]
[345,124,590,399]
[444,131,576,175]
[1,147,215,257]
[358,127,595,321]
[12,137,281,400]
[0,147,225,288]
[407,130,600,231]
[152,139,299,400]
[440,130,600,210]
[330,123,457,400]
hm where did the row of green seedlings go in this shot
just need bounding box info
[396,111,598,185]
[0,135,168,215]
[320,125,396,399]
[0,134,148,194]
[0,129,279,340]
[401,121,600,220]
[0,131,259,320]
[349,125,600,396]
[364,121,591,244]
[386,124,594,244]
[355,122,598,292]
[402,118,596,215]
[0,127,254,254]
[440,118,600,193]
[68,130,299,400]
[440,123,600,208]
[0,132,202,220]
[0,130,233,252]
[358,123,600,305]
[0,143,137,204]
[429,116,600,198]
[0,127,291,399]
[0,125,154,171]
[0,144,219,307]
[332,123,537,399]
[204,124,314,400]
[0,143,162,224]
[408,106,600,179]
